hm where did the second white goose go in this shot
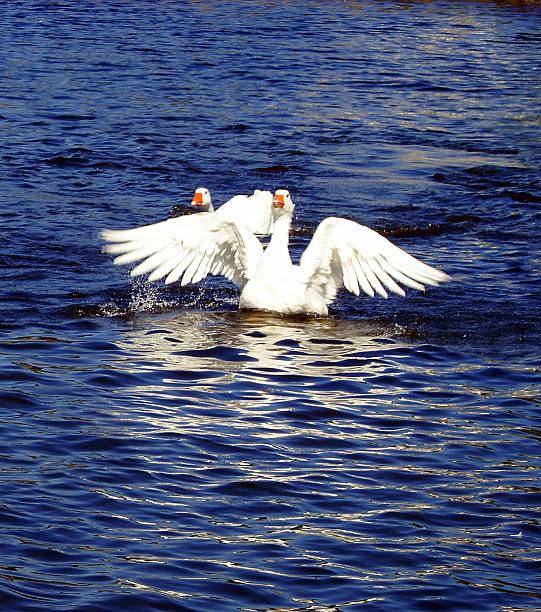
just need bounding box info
[191,187,274,236]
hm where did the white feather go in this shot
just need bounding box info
[215,189,274,235]
[102,190,450,316]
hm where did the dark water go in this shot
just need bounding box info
[1,1,540,610]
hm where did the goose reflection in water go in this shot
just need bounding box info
[120,309,396,374]
[107,310,424,434]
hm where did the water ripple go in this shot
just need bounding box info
[1,1,540,610]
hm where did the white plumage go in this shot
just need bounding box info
[102,189,450,316]
[190,187,274,236]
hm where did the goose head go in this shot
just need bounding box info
[273,189,295,217]
[191,187,214,212]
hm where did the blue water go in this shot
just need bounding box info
[1,1,540,610]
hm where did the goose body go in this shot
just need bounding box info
[102,190,450,316]
[191,187,274,236]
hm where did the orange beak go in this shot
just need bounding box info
[191,191,204,206]
[273,193,285,208]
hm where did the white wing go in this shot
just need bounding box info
[216,190,274,235]
[101,212,263,289]
[299,217,450,304]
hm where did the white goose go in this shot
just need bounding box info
[190,187,274,235]
[102,190,450,316]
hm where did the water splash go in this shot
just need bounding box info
[128,278,176,314]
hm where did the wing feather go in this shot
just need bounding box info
[300,217,449,306]
[101,212,263,289]
[131,244,179,277]
[370,258,406,297]
[216,190,274,235]
[350,256,375,297]
[148,250,185,282]
[166,251,200,285]
[113,244,159,265]
[378,259,426,291]
[360,258,388,298]
[340,250,360,296]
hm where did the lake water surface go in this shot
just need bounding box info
[1,1,540,610]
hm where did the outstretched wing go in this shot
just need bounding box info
[216,190,274,236]
[101,212,263,289]
[299,217,450,304]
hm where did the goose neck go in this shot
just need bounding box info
[265,213,292,262]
